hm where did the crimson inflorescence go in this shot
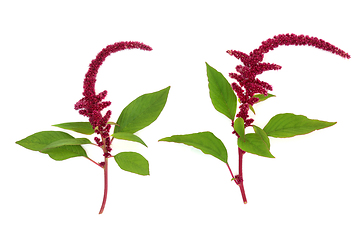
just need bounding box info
[227,33,350,128]
[75,41,153,157]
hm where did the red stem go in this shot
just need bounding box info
[238,147,247,204]
[98,158,108,214]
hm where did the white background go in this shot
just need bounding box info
[1,0,359,239]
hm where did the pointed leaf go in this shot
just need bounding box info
[41,138,92,150]
[52,122,94,135]
[249,104,256,114]
[16,131,88,160]
[263,113,336,138]
[16,131,78,151]
[114,152,149,176]
[206,62,237,120]
[114,86,170,133]
[238,133,274,158]
[159,131,228,163]
[112,132,147,147]
[41,145,88,161]
[234,117,245,141]
[107,121,120,127]
[252,125,270,149]
[253,93,276,103]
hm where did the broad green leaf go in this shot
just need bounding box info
[238,133,274,158]
[112,132,147,147]
[41,138,92,150]
[159,131,228,163]
[252,125,270,149]
[114,86,170,133]
[114,152,149,175]
[16,131,88,160]
[52,122,94,135]
[41,145,88,161]
[234,117,245,141]
[263,113,336,138]
[253,93,276,103]
[206,62,237,120]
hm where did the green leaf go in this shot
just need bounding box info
[206,62,237,120]
[263,113,337,138]
[252,125,270,149]
[41,138,92,150]
[238,133,274,158]
[112,132,147,147]
[114,86,170,133]
[107,121,120,127]
[52,122,94,135]
[114,152,149,176]
[253,93,276,103]
[249,104,256,114]
[159,131,228,163]
[16,131,88,160]
[41,145,88,161]
[234,117,245,141]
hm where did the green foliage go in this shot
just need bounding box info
[252,125,270,149]
[114,152,150,175]
[249,104,256,114]
[52,122,94,135]
[248,94,276,114]
[234,117,245,140]
[263,113,336,138]
[253,93,276,102]
[41,138,92,150]
[112,132,147,147]
[206,62,237,120]
[159,131,228,163]
[16,131,88,160]
[114,86,170,133]
[238,132,274,159]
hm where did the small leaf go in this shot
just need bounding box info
[16,131,88,160]
[159,131,228,163]
[263,113,336,138]
[249,104,256,114]
[253,93,276,103]
[114,86,170,133]
[252,125,270,149]
[234,117,245,141]
[238,133,274,158]
[107,122,120,127]
[112,132,147,147]
[206,62,237,120]
[114,152,149,176]
[41,138,92,150]
[52,122,94,135]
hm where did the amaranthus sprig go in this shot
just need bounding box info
[16,41,170,214]
[160,34,350,204]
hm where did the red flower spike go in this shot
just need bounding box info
[228,33,350,130]
[227,34,350,204]
[74,41,152,215]
[75,41,153,158]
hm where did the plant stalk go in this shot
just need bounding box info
[98,158,108,214]
[237,147,247,204]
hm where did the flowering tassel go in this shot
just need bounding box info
[227,33,350,204]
